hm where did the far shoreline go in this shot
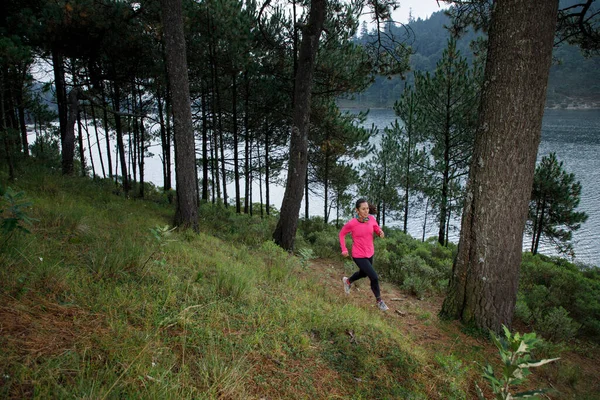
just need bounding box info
[338,105,600,111]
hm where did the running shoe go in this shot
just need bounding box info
[377,299,389,311]
[342,276,351,294]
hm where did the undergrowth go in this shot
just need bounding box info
[0,167,447,399]
[1,163,599,399]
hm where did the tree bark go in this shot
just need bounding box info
[201,83,209,202]
[137,84,146,198]
[81,107,96,178]
[16,66,29,157]
[243,71,250,214]
[533,198,547,255]
[264,122,271,216]
[62,88,78,175]
[273,0,326,250]
[160,0,199,231]
[112,83,129,192]
[232,72,241,213]
[100,80,113,179]
[440,0,559,333]
[77,104,86,177]
[89,102,106,178]
[51,48,69,171]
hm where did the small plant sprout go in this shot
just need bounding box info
[142,225,177,271]
[0,187,37,247]
[150,225,177,246]
[297,247,316,268]
[476,325,559,400]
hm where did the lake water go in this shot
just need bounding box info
[359,108,600,267]
[72,108,599,267]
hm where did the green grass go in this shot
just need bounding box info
[0,167,436,399]
[1,163,599,399]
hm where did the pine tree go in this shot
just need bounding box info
[393,87,430,234]
[413,38,480,245]
[528,152,588,257]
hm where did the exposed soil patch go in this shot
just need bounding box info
[0,294,106,358]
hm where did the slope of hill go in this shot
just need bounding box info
[1,164,599,398]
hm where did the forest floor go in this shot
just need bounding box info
[309,258,600,399]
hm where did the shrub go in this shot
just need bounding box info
[307,230,340,259]
[403,275,431,300]
[520,253,600,341]
[514,293,534,324]
[0,187,36,248]
[536,307,580,342]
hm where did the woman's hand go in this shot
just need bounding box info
[378,230,385,238]
[342,251,349,257]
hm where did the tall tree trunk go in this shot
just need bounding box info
[305,170,309,219]
[16,66,29,157]
[533,198,546,255]
[83,109,96,178]
[217,90,227,207]
[161,0,199,231]
[324,145,329,223]
[438,170,449,245]
[138,84,146,198]
[403,91,417,234]
[530,199,541,252]
[62,88,78,175]
[422,197,429,242]
[100,80,113,179]
[257,140,263,217]
[52,48,69,171]
[232,72,241,213]
[265,122,270,216]
[77,105,86,177]
[209,63,221,202]
[272,0,326,250]
[0,70,15,180]
[130,86,138,184]
[244,72,250,214]
[211,115,220,202]
[440,0,559,333]
[201,83,209,202]
[157,88,170,191]
[112,83,129,192]
[90,102,106,178]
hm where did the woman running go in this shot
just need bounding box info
[339,198,388,311]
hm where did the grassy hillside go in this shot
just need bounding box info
[1,163,599,399]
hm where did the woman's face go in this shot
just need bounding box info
[357,202,369,219]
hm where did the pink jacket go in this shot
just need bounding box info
[339,217,382,258]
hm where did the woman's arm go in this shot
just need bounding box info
[339,220,353,255]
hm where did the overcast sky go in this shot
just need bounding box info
[392,0,450,24]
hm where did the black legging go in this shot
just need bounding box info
[350,256,381,300]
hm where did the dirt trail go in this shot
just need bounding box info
[309,258,600,399]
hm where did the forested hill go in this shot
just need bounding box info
[341,9,600,109]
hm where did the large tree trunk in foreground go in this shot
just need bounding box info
[273,0,326,250]
[161,0,199,231]
[440,0,559,333]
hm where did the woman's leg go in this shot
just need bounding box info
[351,257,381,300]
